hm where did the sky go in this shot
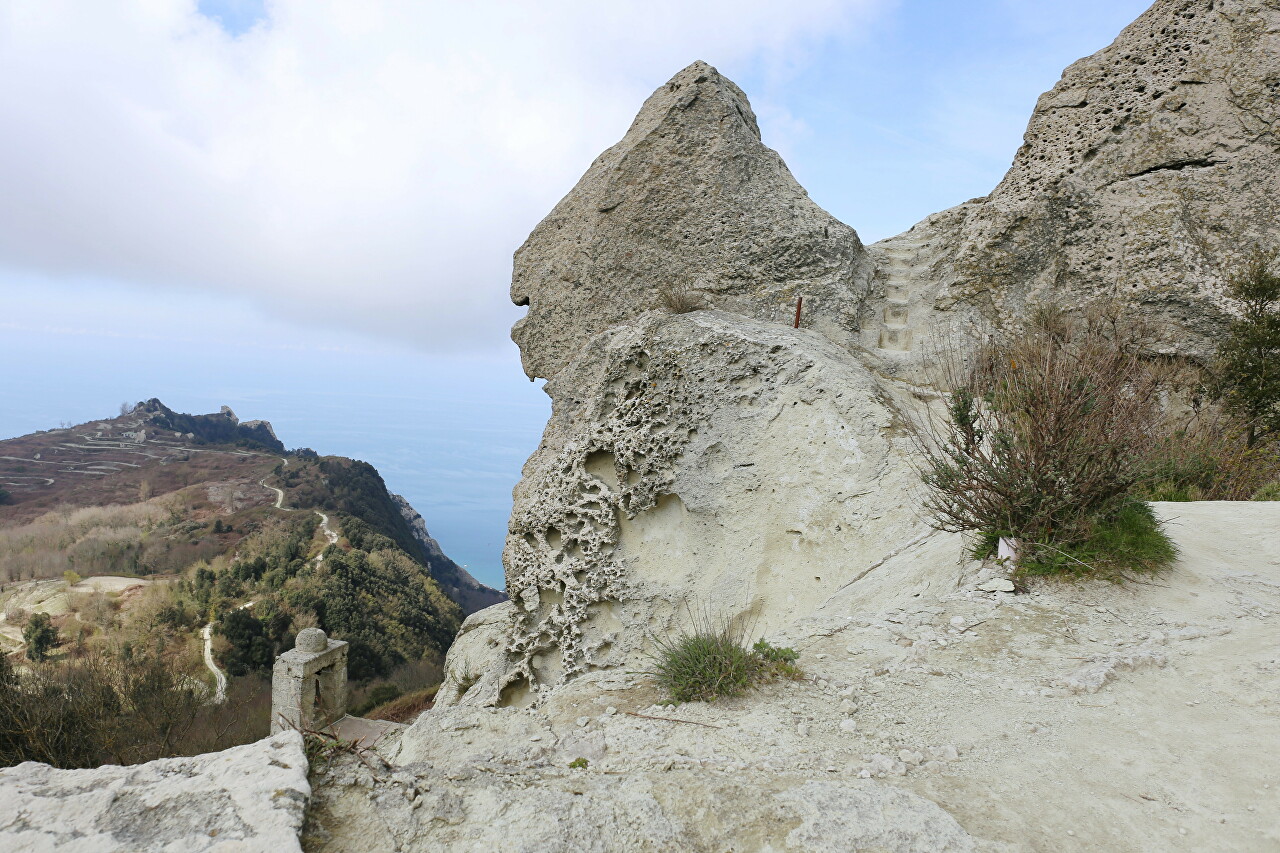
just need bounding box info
[0,0,1155,588]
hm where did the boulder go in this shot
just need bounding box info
[0,731,310,853]
[510,60,873,381]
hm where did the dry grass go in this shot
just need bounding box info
[365,684,440,723]
[656,282,704,314]
[0,503,165,583]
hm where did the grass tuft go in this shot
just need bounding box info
[1253,481,1280,501]
[656,282,703,314]
[1016,500,1177,580]
[648,614,802,703]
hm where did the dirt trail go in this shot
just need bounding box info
[260,458,338,565]
[202,600,255,704]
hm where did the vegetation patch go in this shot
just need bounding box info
[914,305,1178,579]
[648,615,802,704]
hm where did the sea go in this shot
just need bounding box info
[0,281,550,591]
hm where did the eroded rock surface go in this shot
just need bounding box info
[438,310,931,707]
[863,0,1280,371]
[0,731,310,853]
[307,758,986,853]
[510,60,873,381]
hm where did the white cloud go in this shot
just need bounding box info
[0,0,887,351]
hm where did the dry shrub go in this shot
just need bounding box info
[656,282,703,314]
[914,305,1165,553]
[0,650,269,768]
[1141,405,1280,501]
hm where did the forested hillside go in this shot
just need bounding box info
[0,401,496,767]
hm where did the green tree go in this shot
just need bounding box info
[23,613,58,662]
[1216,249,1280,447]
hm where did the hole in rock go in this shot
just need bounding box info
[584,450,620,491]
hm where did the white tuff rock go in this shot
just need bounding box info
[0,732,310,853]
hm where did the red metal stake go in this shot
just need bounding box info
[794,296,803,329]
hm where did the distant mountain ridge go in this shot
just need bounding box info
[0,400,503,618]
[132,398,285,455]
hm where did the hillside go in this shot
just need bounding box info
[0,400,502,766]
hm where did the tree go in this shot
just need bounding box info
[218,610,273,676]
[23,613,58,662]
[1216,249,1280,447]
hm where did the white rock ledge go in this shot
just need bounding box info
[0,731,310,853]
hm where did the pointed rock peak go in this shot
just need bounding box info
[632,60,762,141]
[510,61,871,381]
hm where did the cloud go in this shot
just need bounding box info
[0,0,887,352]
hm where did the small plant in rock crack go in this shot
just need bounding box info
[647,612,802,704]
[568,757,589,769]
[752,639,802,679]
[451,661,481,696]
[656,281,704,314]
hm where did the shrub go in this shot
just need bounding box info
[656,282,703,314]
[0,650,267,768]
[1137,407,1280,501]
[914,305,1175,577]
[648,614,801,703]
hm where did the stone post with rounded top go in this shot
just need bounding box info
[271,627,349,734]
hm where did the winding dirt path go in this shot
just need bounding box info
[202,600,255,704]
[201,622,227,703]
[199,460,338,701]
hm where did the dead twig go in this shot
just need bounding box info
[622,711,721,729]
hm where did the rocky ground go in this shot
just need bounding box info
[302,502,1280,852]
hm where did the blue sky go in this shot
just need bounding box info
[0,0,1155,587]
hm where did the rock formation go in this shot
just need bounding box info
[0,732,310,852]
[510,60,874,381]
[862,0,1280,370]
[440,310,933,707]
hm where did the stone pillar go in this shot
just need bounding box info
[271,627,349,734]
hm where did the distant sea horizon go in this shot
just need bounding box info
[0,287,549,592]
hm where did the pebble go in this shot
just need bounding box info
[576,716,589,727]
[839,719,858,733]
[797,723,811,738]
[605,706,617,716]
[899,749,924,766]
[950,616,966,628]
[530,735,542,742]
[839,699,857,714]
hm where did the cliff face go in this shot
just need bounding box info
[391,494,505,615]
[864,0,1280,369]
